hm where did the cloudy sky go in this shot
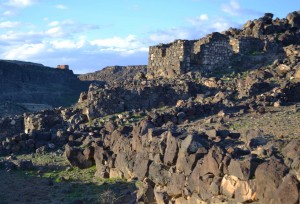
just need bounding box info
[0,0,299,74]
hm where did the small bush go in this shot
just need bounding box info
[97,190,119,204]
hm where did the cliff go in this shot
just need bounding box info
[0,60,88,116]
[78,65,147,84]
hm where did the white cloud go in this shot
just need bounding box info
[48,21,60,27]
[45,27,65,37]
[221,0,240,16]
[2,10,15,16]
[56,4,68,10]
[199,14,209,21]
[0,21,20,28]
[0,30,43,43]
[5,0,36,8]
[149,28,190,44]
[221,0,262,17]
[211,20,232,31]
[2,43,45,59]
[148,14,238,45]
[188,14,209,25]
[50,38,86,49]
[91,35,148,55]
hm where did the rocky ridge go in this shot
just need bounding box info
[0,60,88,117]
[78,65,147,85]
[0,11,300,204]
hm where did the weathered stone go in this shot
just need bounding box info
[133,152,150,180]
[148,162,170,185]
[104,120,116,133]
[234,180,256,203]
[176,151,196,176]
[255,157,289,203]
[220,174,239,198]
[94,145,111,178]
[154,186,169,204]
[276,64,291,76]
[132,120,154,152]
[136,178,155,203]
[271,173,299,204]
[242,129,267,148]
[114,151,135,179]
[198,145,225,177]
[180,133,205,154]
[163,131,179,166]
[83,146,94,161]
[65,144,93,169]
[205,129,217,139]
[109,168,122,178]
[287,11,300,28]
[228,157,261,180]
[187,161,214,200]
[174,194,205,204]
[209,176,222,196]
[282,139,300,160]
[166,173,185,197]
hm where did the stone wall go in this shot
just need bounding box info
[148,28,277,78]
[192,33,234,71]
[148,40,195,78]
[57,65,69,70]
[230,36,265,54]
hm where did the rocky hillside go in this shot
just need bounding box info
[0,60,88,116]
[78,65,147,84]
[0,11,299,204]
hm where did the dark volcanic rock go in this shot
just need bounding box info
[133,152,150,180]
[255,157,289,203]
[0,60,88,116]
[228,157,261,180]
[78,65,147,84]
[272,173,299,204]
[148,162,170,185]
[163,131,179,166]
[65,144,94,169]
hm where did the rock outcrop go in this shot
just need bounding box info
[0,60,88,116]
[78,65,147,85]
[0,11,300,204]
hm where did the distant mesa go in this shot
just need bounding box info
[57,64,69,70]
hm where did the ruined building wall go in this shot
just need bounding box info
[230,37,265,54]
[191,33,234,71]
[57,65,69,70]
[147,32,268,78]
[148,40,195,78]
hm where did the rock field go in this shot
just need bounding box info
[0,11,300,204]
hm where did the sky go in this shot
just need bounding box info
[0,0,299,74]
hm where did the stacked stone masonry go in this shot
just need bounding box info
[57,65,69,70]
[148,32,268,78]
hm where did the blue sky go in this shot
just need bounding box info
[0,0,299,74]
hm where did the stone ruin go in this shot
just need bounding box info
[147,33,269,78]
[57,65,70,70]
[147,12,300,78]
